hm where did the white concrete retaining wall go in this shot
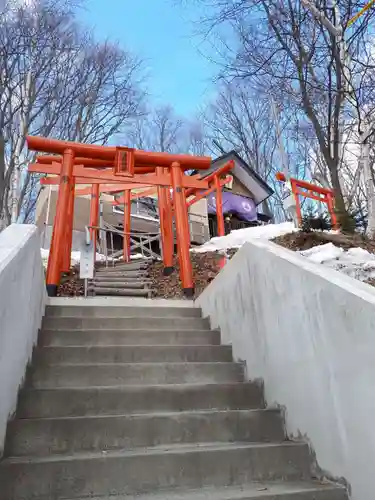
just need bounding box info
[0,225,46,455]
[197,239,375,500]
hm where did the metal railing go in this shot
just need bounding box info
[87,222,162,268]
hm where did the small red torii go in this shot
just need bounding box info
[276,172,338,229]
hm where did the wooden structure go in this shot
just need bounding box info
[113,162,234,238]
[27,136,214,297]
[276,172,338,229]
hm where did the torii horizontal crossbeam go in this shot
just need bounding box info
[27,136,212,169]
[29,163,209,189]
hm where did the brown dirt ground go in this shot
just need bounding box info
[57,252,234,299]
[57,231,375,297]
[272,230,375,253]
[149,252,227,300]
[57,265,84,297]
[273,230,375,287]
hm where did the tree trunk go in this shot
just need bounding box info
[328,158,354,232]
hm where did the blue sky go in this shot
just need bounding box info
[79,0,217,118]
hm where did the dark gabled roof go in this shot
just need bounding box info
[211,150,274,197]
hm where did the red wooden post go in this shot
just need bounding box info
[327,194,338,229]
[214,175,225,237]
[89,184,100,256]
[46,150,75,296]
[61,178,75,273]
[291,181,302,227]
[123,189,131,262]
[164,171,175,271]
[157,166,174,275]
[170,162,194,297]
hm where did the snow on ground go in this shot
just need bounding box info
[40,249,149,268]
[194,222,375,283]
[193,222,297,253]
[300,243,375,282]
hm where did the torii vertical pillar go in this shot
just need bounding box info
[214,175,225,237]
[157,167,174,275]
[123,189,131,262]
[170,162,194,297]
[46,149,75,296]
[61,177,75,273]
[89,184,100,256]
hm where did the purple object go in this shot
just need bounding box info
[207,191,257,222]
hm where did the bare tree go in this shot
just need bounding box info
[202,81,311,220]
[0,0,145,226]
[128,105,184,153]
[187,0,375,230]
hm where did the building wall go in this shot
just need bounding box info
[229,176,255,198]
[35,188,123,232]
[36,186,212,247]
[188,198,210,244]
[197,239,375,500]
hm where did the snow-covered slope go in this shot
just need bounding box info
[194,222,375,284]
[193,222,297,253]
[301,243,375,282]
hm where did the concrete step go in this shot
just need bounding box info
[42,316,210,331]
[33,345,233,364]
[45,305,201,318]
[89,281,150,289]
[98,261,148,268]
[17,382,264,418]
[0,442,311,499]
[95,270,148,278]
[28,362,245,388]
[5,409,285,457]
[39,329,221,347]
[93,276,152,283]
[90,287,153,298]
[54,483,348,500]
[101,261,149,271]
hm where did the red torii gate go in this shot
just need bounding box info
[33,163,206,279]
[276,172,338,229]
[27,135,211,297]
[113,161,235,238]
[40,177,153,264]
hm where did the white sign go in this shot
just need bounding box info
[80,239,95,280]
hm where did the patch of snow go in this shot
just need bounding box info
[193,222,297,253]
[41,249,110,267]
[40,249,151,268]
[300,243,375,282]
[193,222,375,285]
[300,243,344,264]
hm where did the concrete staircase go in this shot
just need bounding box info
[88,260,154,297]
[0,303,348,500]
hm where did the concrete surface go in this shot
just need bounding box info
[17,382,265,418]
[64,482,348,500]
[48,297,197,307]
[0,225,46,456]
[45,304,201,317]
[0,442,312,499]
[6,409,284,456]
[40,226,83,252]
[38,328,221,346]
[42,315,210,331]
[33,345,233,364]
[28,362,245,388]
[197,238,375,500]
[0,300,348,500]
[46,299,202,318]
